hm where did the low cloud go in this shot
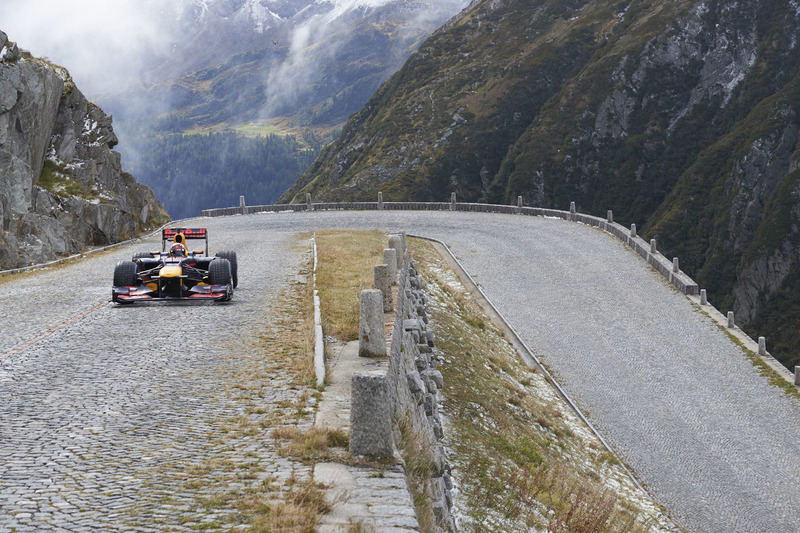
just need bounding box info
[0,0,179,97]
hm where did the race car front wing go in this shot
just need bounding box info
[112,283,233,302]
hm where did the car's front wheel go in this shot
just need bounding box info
[208,258,232,286]
[215,251,238,288]
[113,261,138,287]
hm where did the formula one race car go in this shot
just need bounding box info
[112,228,238,303]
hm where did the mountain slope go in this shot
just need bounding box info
[95,0,469,219]
[280,0,800,370]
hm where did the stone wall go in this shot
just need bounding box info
[350,233,456,532]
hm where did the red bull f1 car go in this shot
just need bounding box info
[112,228,238,303]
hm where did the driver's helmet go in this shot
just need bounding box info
[169,243,187,257]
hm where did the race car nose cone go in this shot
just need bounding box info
[159,265,182,278]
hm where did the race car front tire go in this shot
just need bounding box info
[113,260,138,287]
[215,251,238,288]
[208,258,232,287]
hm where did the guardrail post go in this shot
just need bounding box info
[450,192,457,211]
[388,234,404,268]
[630,223,637,238]
[570,201,576,214]
[378,192,384,210]
[758,336,767,356]
[727,311,735,329]
[673,257,679,273]
[383,248,397,283]
[374,264,393,312]
[650,239,657,254]
[607,210,613,224]
[517,196,523,214]
[239,195,246,214]
[306,193,312,211]
[700,289,707,305]
[350,370,393,457]
[795,366,800,386]
[359,289,386,357]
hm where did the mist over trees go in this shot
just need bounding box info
[128,131,322,220]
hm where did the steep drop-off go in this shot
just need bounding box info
[281,0,800,370]
[0,31,168,270]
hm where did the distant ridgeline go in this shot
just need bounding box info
[280,0,800,371]
[0,31,168,270]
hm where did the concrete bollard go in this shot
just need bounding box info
[673,257,679,273]
[383,249,397,283]
[239,195,246,214]
[450,192,457,210]
[758,336,767,356]
[378,191,384,210]
[350,370,393,457]
[607,210,613,224]
[795,367,800,386]
[306,193,312,211]
[570,201,576,214]
[374,264,393,313]
[650,239,657,254]
[517,195,523,213]
[388,234,404,269]
[727,311,735,329]
[359,289,386,357]
[700,289,707,305]
[630,223,637,238]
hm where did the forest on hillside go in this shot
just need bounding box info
[129,131,322,220]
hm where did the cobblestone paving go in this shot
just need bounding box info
[3,211,800,532]
[0,224,315,530]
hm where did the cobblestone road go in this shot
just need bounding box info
[0,225,315,531]
[2,210,799,532]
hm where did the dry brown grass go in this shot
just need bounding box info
[312,229,388,341]
[244,479,332,533]
[271,426,350,464]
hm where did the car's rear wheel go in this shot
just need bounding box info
[113,261,138,287]
[215,251,238,288]
[208,258,232,286]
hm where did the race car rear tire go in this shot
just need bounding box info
[208,258,232,287]
[215,251,238,288]
[113,260,138,287]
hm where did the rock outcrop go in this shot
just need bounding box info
[0,31,168,270]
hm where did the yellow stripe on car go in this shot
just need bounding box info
[159,266,182,278]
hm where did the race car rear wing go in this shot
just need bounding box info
[163,228,208,255]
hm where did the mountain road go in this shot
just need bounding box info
[1,210,798,532]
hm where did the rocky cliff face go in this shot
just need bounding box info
[0,31,168,270]
[281,0,800,369]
